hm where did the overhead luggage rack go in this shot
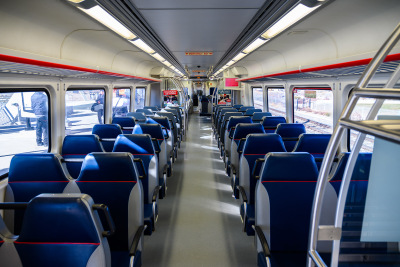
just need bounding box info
[308,23,400,267]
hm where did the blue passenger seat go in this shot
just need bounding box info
[233,104,243,110]
[92,124,123,152]
[239,106,254,113]
[132,124,169,198]
[275,123,306,152]
[136,108,154,116]
[237,134,286,236]
[127,112,148,124]
[112,117,136,134]
[244,108,262,116]
[224,116,253,176]
[69,153,145,266]
[292,134,331,169]
[252,112,272,123]
[255,152,319,267]
[144,106,159,112]
[13,194,111,267]
[261,116,286,133]
[61,134,105,178]
[230,123,265,198]
[4,153,71,235]
[113,134,160,235]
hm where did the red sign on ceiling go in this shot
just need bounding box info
[163,90,178,96]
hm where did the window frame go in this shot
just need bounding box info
[266,87,286,117]
[0,88,51,179]
[252,87,264,110]
[65,88,106,134]
[135,87,146,110]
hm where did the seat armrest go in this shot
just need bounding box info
[254,225,271,257]
[133,158,147,180]
[236,186,248,203]
[231,164,237,175]
[162,164,169,174]
[93,204,116,237]
[252,158,265,180]
[152,186,161,202]
[129,225,146,257]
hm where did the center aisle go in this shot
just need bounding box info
[142,114,257,266]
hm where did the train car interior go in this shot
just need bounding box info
[0,0,400,266]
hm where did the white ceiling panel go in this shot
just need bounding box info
[132,0,265,9]
[139,9,259,71]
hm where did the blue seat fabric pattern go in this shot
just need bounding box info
[275,123,306,151]
[15,195,101,267]
[257,152,319,266]
[61,135,104,178]
[292,134,331,169]
[112,117,136,134]
[261,116,286,133]
[7,153,70,234]
[92,124,123,152]
[76,153,139,251]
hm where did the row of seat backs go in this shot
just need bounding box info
[1,194,110,267]
[5,152,144,256]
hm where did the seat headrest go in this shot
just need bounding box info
[127,112,147,121]
[111,117,136,128]
[219,109,237,116]
[62,135,104,155]
[152,116,171,130]
[223,112,242,119]
[275,123,306,138]
[293,134,331,153]
[330,152,372,182]
[17,194,100,243]
[133,124,164,140]
[226,116,252,130]
[144,106,159,111]
[244,108,262,116]
[78,152,138,182]
[243,134,286,155]
[9,154,68,182]
[113,134,155,154]
[92,124,123,138]
[135,109,153,115]
[252,112,272,121]
[232,123,265,139]
[239,106,254,112]
[261,152,319,181]
[233,104,243,109]
[261,116,286,127]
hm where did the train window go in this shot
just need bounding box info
[349,97,400,152]
[267,88,286,116]
[135,87,146,109]
[252,87,263,110]
[65,89,105,135]
[0,90,50,172]
[293,88,333,134]
[113,88,131,117]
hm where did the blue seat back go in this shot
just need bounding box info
[92,124,123,152]
[127,112,147,122]
[219,112,242,143]
[244,108,262,116]
[330,152,372,198]
[233,104,243,110]
[240,134,286,205]
[217,108,237,136]
[252,112,272,122]
[112,117,136,134]
[113,134,158,205]
[261,116,286,133]
[275,123,306,151]
[257,152,318,253]
[76,153,142,251]
[152,116,171,130]
[136,108,154,115]
[239,106,254,112]
[144,106,159,112]
[6,153,70,234]
[15,194,108,267]
[61,135,104,178]
[293,134,331,169]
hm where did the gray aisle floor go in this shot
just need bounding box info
[142,114,257,267]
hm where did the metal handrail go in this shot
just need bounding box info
[307,23,400,267]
